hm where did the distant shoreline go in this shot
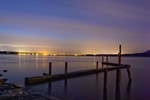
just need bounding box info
[0,50,150,57]
[0,53,150,57]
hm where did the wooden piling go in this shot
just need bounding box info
[64,78,68,89]
[49,62,52,75]
[115,81,120,100]
[118,44,122,65]
[96,61,98,71]
[103,74,108,100]
[106,56,108,68]
[116,45,122,84]
[104,68,108,89]
[116,67,121,84]
[103,85,107,100]
[102,56,104,68]
[127,65,132,81]
[65,62,68,74]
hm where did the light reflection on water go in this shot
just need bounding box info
[0,55,150,100]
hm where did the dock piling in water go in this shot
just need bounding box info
[104,68,108,89]
[96,61,98,71]
[116,67,121,85]
[65,62,68,74]
[127,65,132,81]
[118,44,122,65]
[116,44,122,84]
[106,56,108,68]
[49,62,52,75]
[102,56,104,68]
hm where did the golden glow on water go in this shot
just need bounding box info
[18,54,22,69]
[36,55,39,68]
[42,56,48,68]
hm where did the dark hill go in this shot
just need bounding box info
[143,50,150,54]
[123,50,150,57]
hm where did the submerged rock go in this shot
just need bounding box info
[0,78,7,84]
[3,70,8,73]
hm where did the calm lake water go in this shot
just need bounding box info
[0,54,150,100]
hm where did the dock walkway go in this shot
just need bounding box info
[25,62,130,85]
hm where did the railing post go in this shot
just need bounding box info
[65,62,68,74]
[49,62,52,75]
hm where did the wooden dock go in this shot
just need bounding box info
[25,63,130,85]
[25,45,132,85]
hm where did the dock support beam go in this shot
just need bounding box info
[65,62,68,74]
[127,65,132,81]
[49,62,52,75]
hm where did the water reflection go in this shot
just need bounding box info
[18,55,22,69]
[64,78,68,90]
[36,55,39,68]
[18,55,49,71]
[126,81,132,100]
[102,81,132,100]
[42,56,48,68]
[115,84,120,100]
[47,75,132,100]
[48,81,52,93]
[103,85,107,100]
[103,70,108,100]
[18,55,26,68]
[1,55,138,100]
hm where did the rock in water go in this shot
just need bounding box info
[0,74,2,77]
[3,70,8,73]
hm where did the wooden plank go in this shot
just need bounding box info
[25,65,129,85]
[102,62,130,67]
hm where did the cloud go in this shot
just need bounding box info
[0,15,140,36]
[76,0,150,21]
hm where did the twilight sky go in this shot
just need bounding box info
[0,0,150,54]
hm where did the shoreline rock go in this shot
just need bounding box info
[0,83,60,100]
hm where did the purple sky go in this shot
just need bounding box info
[0,0,150,54]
